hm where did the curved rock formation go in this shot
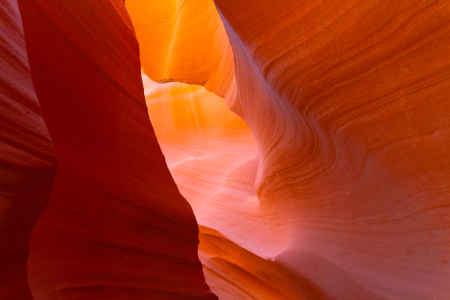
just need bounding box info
[129,0,450,299]
[142,77,258,212]
[1,0,215,299]
[2,0,449,299]
[0,1,56,298]
[126,0,237,107]
[215,1,450,298]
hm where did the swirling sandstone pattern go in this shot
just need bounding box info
[129,0,450,299]
[1,0,215,299]
[1,0,449,299]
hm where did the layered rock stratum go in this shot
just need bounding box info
[1,0,214,299]
[0,0,449,299]
[128,0,450,299]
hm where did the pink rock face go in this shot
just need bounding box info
[1,0,215,299]
[213,1,450,298]
[129,0,450,299]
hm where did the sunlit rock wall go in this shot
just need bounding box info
[126,0,237,108]
[129,0,450,299]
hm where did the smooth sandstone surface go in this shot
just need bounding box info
[1,0,449,299]
[126,0,237,108]
[1,0,215,299]
[0,1,56,298]
[129,0,450,299]
[142,76,258,212]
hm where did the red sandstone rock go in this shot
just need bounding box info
[0,1,56,298]
[0,0,215,299]
[2,0,449,298]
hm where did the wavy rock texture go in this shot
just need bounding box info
[129,0,450,299]
[0,1,56,298]
[0,0,216,299]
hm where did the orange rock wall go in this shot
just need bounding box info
[126,0,236,102]
[129,0,450,299]
[215,1,450,298]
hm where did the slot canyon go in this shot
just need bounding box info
[1,0,449,299]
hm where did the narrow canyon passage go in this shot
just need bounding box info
[0,0,449,299]
[141,77,294,298]
[128,0,450,299]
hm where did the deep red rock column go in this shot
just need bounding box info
[15,0,216,299]
[0,1,57,299]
